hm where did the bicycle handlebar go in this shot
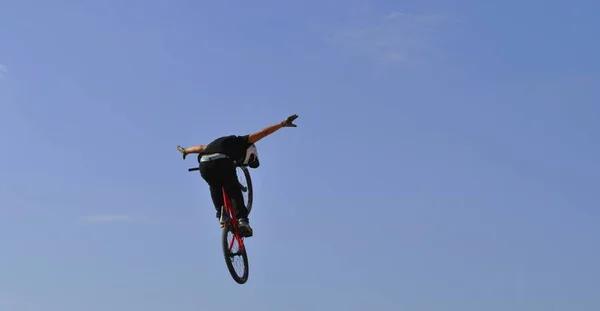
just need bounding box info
[188,164,248,172]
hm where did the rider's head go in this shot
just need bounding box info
[242,144,260,168]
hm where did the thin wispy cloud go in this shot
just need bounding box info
[331,11,456,64]
[84,214,131,222]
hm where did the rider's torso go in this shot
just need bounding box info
[201,135,251,162]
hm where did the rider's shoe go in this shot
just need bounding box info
[176,145,187,160]
[238,218,253,237]
[219,207,230,228]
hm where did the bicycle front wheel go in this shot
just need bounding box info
[236,166,253,215]
[222,225,249,284]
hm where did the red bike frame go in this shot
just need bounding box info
[222,188,246,252]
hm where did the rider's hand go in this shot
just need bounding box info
[281,114,298,127]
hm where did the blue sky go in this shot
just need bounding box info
[1,0,599,310]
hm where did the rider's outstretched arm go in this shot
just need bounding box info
[248,114,298,144]
[248,123,283,144]
[177,144,206,159]
[184,145,206,154]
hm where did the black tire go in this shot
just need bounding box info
[237,166,253,215]
[221,225,249,284]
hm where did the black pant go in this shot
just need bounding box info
[199,157,248,219]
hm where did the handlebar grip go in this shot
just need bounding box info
[188,167,200,172]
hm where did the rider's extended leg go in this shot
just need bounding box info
[209,184,224,214]
[221,171,248,218]
[218,161,253,237]
[199,160,225,220]
[200,157,253,236]
[223,180,248,219]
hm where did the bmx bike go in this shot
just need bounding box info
[188,164,253,284]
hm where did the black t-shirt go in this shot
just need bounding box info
[200,135,251,161]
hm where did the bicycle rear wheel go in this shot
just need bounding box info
[236,166,253,214]
[222,225,249,284]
